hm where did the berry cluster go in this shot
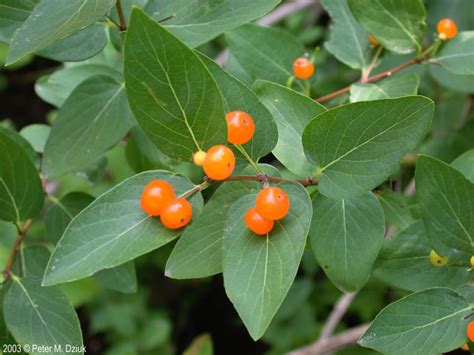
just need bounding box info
[141,179,192,229]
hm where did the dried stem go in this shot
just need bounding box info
[316,58,422,103]
[3,219,32,281]
[319,292,357,340]
[116,0,127,31]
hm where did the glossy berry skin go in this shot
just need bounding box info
[292,57,315,79]
[203,145,235,181]
[437,18,458,39]
[193,150,207,166]
[429,249,448,267]
[226,111,256,145]
[468,321,474,342]
[368,34,379,46]
[256,187,290,221]
[140,180,175,216]
[160,198,192,230]
[245,207,274,235]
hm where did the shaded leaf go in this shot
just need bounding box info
[430,63,474,94]
[124,8,226,161]
[19,123,50,153]
[43,171,203,286]
[93,261,137,294]
[310,192,385,292]
[376,189,414,231]
[350,74,419,102]
[452,149,474,182]
[433,31,474,75]
[223,182,312,340]
[302,97,434,198]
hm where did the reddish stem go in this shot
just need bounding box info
[3,219,32,281]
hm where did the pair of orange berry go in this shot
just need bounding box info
[293,57,315,80]
[245,187,290,235]
[193,111,256,180]
[141,180,192,229]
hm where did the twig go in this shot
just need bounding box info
[215,0,317,66]
[404,178,416,197]
[319,293,357,340]
[316,58,422,103]
[116,0,127,31]
[289,324,370,355]
[456,95,474,129]
[3,219,33,281]
[361,46,383,83]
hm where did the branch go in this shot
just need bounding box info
[315,58,422,103]
[215,0,317,66]
[289,324,370,355]
[3,219,32,281]
[319,292,357,340]
[115,0,127,31]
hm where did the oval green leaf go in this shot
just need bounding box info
[433,31,474,75]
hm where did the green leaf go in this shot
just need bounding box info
[321,0,371,69]
[350,73,419,102]
[373,221,470,292]
[348,0,427,54]
[42,171,203,286]
[223,182,312,340]
[359,287,472,354]
[302,96,434,198]
[125,126,170,172]
[165,165,278,279]
[93,261,137,294]
[0,0,38,43]
[124,8,226,161]
[452,149,474,182]
[45,193,94,243]
[199,54,278,163]
[415,155,474,264]
[432,31,474,75]
[4,247,83,354]
[43,75,134,178]
[310,192,385,292]
[376,189,414,231]
[19,123,50,153]
[145,0,280,48]
[253,80,326,176]
[36,63,121,107]
[37,24,107,62]
[430,63,474,94]
[226,24,305,88]
[6,0,116,65]
[0,127,43,223]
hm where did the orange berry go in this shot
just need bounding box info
[437,18,458,39]
[368,34,379,46]
[292,57,315,80]
[160,198,192,229]
[203,145,235,181]
[256,186,290,220]
[193,150,207,166]
[225,111,256,145]
[140,180,175,216]
[245,207,274,235]
[468,321,474,342]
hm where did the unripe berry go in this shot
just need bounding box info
[160,197,192,229]
[437,18,458,40]
[368,34,379,46]
[470,255,474,268]
[429,249,448,267]
[226,111,256,145]
[140,180,175,216]
[193,150,207,166]
[256,186,290,221]
[245,207,274,235]
[203,145,235,181]
[468,321,474,342]
[292,57,315,80]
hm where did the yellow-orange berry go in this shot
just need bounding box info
[470,255,474,268]
[245,207,274,235]
[461,343,469,351]
[429,250,448,267]
[256,186,290,221]
[140,180,175,216]
[193,150,207,166]
[203,145,235,181]
[160,198,192,230]
[292,57,315,80]
[437,18,458,40]
[226,111,256,145]
[468,321,474,342]
[368,34,379,46]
